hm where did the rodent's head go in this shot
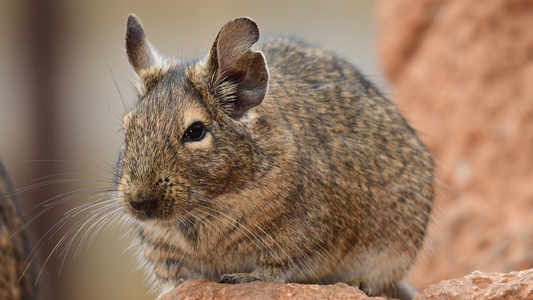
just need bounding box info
[118,14,269,222]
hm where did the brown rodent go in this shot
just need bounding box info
[118,14,433,299]
[0,160,37,300]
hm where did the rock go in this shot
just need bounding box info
[157,280,385,300]
[156,269,533,300]
[415,269,533,300]
[376,0,533,290]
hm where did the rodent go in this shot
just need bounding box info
[0,159,38,300]
[118,14,434,299]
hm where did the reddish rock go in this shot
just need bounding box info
[415,269,533,300]
[376,0,533,290]
[156,269,533,300]
[157,280,385,300]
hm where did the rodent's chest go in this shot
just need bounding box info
[136,221,258,271]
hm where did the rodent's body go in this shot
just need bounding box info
[120,16,433,299]
[0,161,37,300]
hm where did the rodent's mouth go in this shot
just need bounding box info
[127,206,181,223]
[123,196,181,222]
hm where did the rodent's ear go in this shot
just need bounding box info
[206,17,269,119]
[125,14,159,78]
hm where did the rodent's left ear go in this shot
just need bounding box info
[206,17,269,119]
[125,14,160,79]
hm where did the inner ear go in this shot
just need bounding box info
[207,17,269,119]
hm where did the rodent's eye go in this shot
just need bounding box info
[183,122,206,142]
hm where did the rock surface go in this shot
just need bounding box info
[157,280,385,300]
[157,269,533,300]
[376,0,533,290]
[415,269,533,300]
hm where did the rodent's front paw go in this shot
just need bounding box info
[344,279,372,296]
[219,273,262,284]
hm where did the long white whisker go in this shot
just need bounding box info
[27,159,118,176]
[11,187,116,241]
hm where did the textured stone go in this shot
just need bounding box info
[157,269,533,300]
[157,280,385,300]
[415,269,533,300]
[376,0,533,290]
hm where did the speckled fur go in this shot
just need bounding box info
[0,160,37,300]
[118,15,433,299]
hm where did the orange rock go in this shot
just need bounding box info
[156,269,533,300]
[416,269,533,300]
[157,280,384,300]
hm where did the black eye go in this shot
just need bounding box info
[183,122,206,142]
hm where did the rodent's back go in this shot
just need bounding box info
[257,36,433,221]
[251,37,434,282]
[0,160,37,300]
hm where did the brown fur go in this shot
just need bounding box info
[118,14,433,299]
[0,160,37,300]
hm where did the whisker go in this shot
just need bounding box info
[56,203,119,273]
[103,51,129,116]
[8,178,115,198]
[29,172,84,182]
[26,159,118,177]
[57,141,121,175]
[27,200,110,283]
[11,187,116,241]
[82,204,123,251]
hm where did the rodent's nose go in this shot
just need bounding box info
[128,196,159,218]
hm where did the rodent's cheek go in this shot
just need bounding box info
[117,174,131,198]
[116,176,130,210]
[184,132,212,151]
[122,111,134,129]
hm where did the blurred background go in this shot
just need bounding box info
[0,1,383,299]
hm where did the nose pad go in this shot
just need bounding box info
[125,176,178,220]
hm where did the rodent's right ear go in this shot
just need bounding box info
[125,14,160,78]
[205,17,269,119]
